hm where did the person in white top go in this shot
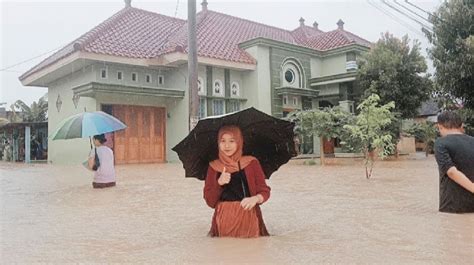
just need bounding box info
[88,134,116,189]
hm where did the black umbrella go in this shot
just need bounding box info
[172,107,297,180]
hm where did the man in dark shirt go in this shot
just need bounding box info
[434,111,474,213]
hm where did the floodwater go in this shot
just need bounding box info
[1,155,473,264]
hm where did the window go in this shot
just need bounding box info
[346,52,356,62]
[131,72,137,82]
[282,59,304,88]
[212,99,225,115]
[100,68,107,79]
[198,77,206,95]
[117,71,123,80]
[199,98,207,118]
[346,52,357,70]
[231,82,240,97]
[158,75,164,85]
[284,69,295,83]
[229,100,240,112]
[146,74,151,83]
[293,97,298,106]
[283,96,288,105]
[213,79,224,97]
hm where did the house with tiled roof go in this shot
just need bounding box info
[20,0,371,164]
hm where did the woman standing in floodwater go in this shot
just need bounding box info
[203,125,270,237]
[88,134,116,189]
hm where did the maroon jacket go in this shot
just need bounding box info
[203,159,271,237]
[203,159,271,208]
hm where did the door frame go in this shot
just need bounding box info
[101,104,167,164]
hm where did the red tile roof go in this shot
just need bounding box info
[161,11,299,64]
[20,7,185,80]
[291,25,324,44]
[21,7,371,81]
[301,29,372,51]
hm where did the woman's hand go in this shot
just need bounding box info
[240,195,263,211]
[87,156,95,170]
[218,167,231,186]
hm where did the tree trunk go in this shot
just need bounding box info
[366,150,375,179]
[320,136,325,166]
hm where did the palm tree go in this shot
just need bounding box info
[0,118,9,126]
[10,93,48,122]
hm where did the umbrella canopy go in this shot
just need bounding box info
[51,111,127,140]
[172,107,297,180]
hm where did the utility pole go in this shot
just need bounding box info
[188,0,199,131]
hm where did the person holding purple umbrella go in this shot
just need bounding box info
[88,134,116,189]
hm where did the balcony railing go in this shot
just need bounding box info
[346,61,358,71]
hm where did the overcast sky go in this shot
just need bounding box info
[0,0,441,107]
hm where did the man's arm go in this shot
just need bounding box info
[434,140,474,193]
[447,167,474,193]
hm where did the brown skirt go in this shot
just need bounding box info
[209,201,269,238]
[92,182,116,189]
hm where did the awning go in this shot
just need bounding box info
[72,82,185,98]
[310,72,357,87]
[275,86,320,98]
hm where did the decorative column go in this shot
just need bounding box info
[339,100,355,113]
[25,126,31,163]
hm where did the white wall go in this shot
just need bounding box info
[321,54,346,76]
[48,64,97,164]
[310,57,323,78]
[241,46,271,114]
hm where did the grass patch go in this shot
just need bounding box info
[303,159,317,166]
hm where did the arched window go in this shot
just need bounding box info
[231,82,240,97]
[281,59,305,88]
[213,79,224,97]
[197,77,206,95]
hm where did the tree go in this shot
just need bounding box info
[343,94,396,179]
[10,93,48,122]
[0,118,9,127]
[405,121,437,157]
[425,0,473,110]
[358,33,433,119]
[287,107,354,165]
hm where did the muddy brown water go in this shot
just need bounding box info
[1,156,473,263]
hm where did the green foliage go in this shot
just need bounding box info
[458,108,474,136]
[286,107,355,164]
[425,0,473,110]
[343,94,396,178]
[287,107,353,139]
[303,159,317,166]
[358,33,433,119]
[10,94,48,122]
[405,121,438,154]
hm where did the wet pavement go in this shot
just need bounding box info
[1,155,473,263]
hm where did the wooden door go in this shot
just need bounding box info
[113,105,165,164]
[323,137,335,154]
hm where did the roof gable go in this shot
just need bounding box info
[301,29,372,51]
[20,7,185,80]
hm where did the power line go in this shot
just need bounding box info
[174,0,179,18]
[406,0,462,34]
[0,44,64,72]
[405,0,434,17]
[0,69,23,73]
[382,0,433,33]
[367,0,426,38]
[394,0,431,24]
